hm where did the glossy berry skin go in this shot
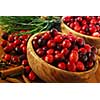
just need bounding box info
[61,48,69,56]
[44,55,54,64]
[54,53,64,61]
[14,40,21,46]
[28,71,36,81]
[54,35,63,43]
[79,48,87,54]
[76,37,85,47]
[54,50,60,54]
[22,46,27,54]
[91,46,97,54]
[92,32,100,37]
[38,38,46,47]
[84,44,91,52]
[15,46,22,55]
[11,56,19,64]
[32,40,39,49]
[19,54,26,61]
[67,61,76,72]
[74,25,81,32]
[47,40,56,48]
[69,50,79,63]
[4,46,12,53]
[76,61,85,71]
[0,40,7,47]
[50,28,59,37]
[22,59,28,66]
[25,66,31,73]
[36,48,44,56]
[8,35,14,42]
[42,32,51,40]
[87,61,94,68]
[58,62,66,70]
[4,54,11,61]
[62,39,71,48]
[46,49,54,55]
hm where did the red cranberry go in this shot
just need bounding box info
[79,48,87,54]
[46,49,54,55]
[58,62,66,70]
[73,21,79,26]
[19,35,28,40]
[84,44,91,52]
[28,71,36,81]
[4,46,12,53]
[63,16,71,23]
[42,46,48,51]
[54,50,60,54]
[92,32,100,37]
[50,28,59,37]
[76,61,85,71]
[14,39,21,46]
[44,55,54,64]
[76,37,85,46]
[70,23,74,29]
[89,26,96,33]
[55,53,64,60]
[22,46,27,54]
[69,50,79,63]
[90,18,97,24]
[36,48,44,56]
[86,16,91,21]
[22,59,28,66]
[1,32,8,40]
[8,43,15,49]
[8,35,14,42]
[38,37,46,47]
[54,35,63,43]
[77,16,82,22]
[4,54,11,61]
[22,40,27,45]
[67,61,76,72]
[32,40,38,49]
[82,20,87,25]
[25,66,31,73]
[82,25,88,31]
[14,35,19,40]
[91,46,97,54]
[47,39,56,48]
[42,32,51,40]
[87,61,94,68]
[11,56,19,64]
[61,48,69,56]
[74,25,81,32]
[15,46,22,54]
[0,40,7,47]
[62,39,71,48]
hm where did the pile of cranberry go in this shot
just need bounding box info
[32,29,97,72]
[0,30,36,81]
[63,16,100,37]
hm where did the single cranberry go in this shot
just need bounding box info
[88,52,96,61]
[4,46,12,53]
[62,39,71,48]
[19,35,28,40]
[42,46,48,51]
[25,66,31,73]
[22,40,27,45]
[50,28,59,37]
[47,39,56,48]
[28,71,36,81]
[92,32,100,37]
[14,39,21,46]
[66,34,76,42]
[11,56,19,64]
[74,25,81,32]
[82,25,88,31]
[54,35,63,43]
[20,43,26,49]
[36,48,44,56]
[54,50,60,54]
[61,48,69,56]
[19,54,26,61]
[76,61,85,71]
[79,48,87,54]
[70,23,74,29]
[82,20,87,25]
[42,32,51,40]
[86,16,91,21]
[44,55,54,64]
[38,37,46,47]
[90,18,97,24]
[84,44,91,52]
[14,35,19,40]
[63,16,71,23]
[21,46,27,54]
[8,35,14,42]
[89,26,96,33]
[46,49,54,55]
[73,21,79,26]
[32,40,38,49]
[76,37,85,47]
[22,59,28,66]
[77,16,82,22]
[8,43,15,49]
[55,53,64,60]
[67,61,76,72]
[79,30,85,34]
[1,32,8,40]
[4,54,11,61]
[0,40,7,47]
[58,62,66,70]
[87,61,94,68]
[69,50,79,63]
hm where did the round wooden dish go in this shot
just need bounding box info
[27,31,98,83]
[61,18,100,48]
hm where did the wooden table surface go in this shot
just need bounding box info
[0,29,100,83]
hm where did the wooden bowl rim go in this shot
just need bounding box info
[27,31,98,76]
[61,16,100,40]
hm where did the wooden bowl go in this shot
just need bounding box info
[61,18,100,48]
[27,31,98,83]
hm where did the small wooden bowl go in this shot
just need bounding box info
[61,19,100,48]
[27,32,98,83]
